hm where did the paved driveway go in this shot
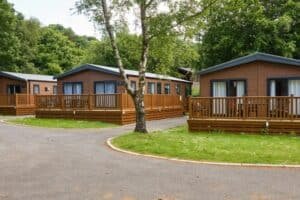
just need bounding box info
[0,117,299,200]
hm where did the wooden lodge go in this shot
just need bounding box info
[188,52,300,134]
[0,71,56,115]
[35,64,192,124]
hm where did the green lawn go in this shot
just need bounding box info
[112,126,300,165]
[9,117,117,129]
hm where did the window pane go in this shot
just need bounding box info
[130,81,136,91]
[176,84,181,95]
[105,82,116,94]
[53,86,57,95]
[147,82,155,94]
[212,81,226,97]
[73,83,82,94]
[164,84,170,94]
[157,83,162,94]
[64,83,73,95]
[33,85,40,94]
[95,82,105,94]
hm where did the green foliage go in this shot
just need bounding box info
[0,0,90,74]
[198,0,300,68]
[9,117,117,128]
[83,30,199,75]
[0,0,20,71]
[35,27,84,74]
[112,126,300,164]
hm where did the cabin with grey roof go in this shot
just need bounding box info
[0,71,57,95]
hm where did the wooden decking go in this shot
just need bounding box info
[188,96,300,134]
[0,94,35,115]
[35,94,185,125]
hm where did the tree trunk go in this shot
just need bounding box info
[101,0,150,133]
[134,94,147,133]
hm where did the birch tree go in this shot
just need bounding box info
[76,0,216,133]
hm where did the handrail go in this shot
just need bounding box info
[35,93,184,111]
[0,94,35,107]
[189,96,300,120]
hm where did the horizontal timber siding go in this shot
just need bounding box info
[188,119,300,134]
[36,107,183,125]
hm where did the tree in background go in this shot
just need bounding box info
[0,0,20,71]
[76,0,216,133]
[83,30,199,77]
[34,26,85,75]
[15,15,41,73]
[198,0,300,68]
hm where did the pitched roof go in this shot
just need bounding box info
[0,71,56,82]
[56,64,191,83]
[198,52,300,75]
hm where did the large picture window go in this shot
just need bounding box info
[63,82,83,95]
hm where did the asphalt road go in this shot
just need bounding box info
[0,117,299,200]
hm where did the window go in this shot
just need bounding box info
[164,83,170,94]
[228,80,246,97]
[33,84,40,94]
[53,86,58,95]
[130,81,136,91]
[212,81,227,97]
[45,87,49,92]
[147,82,156,94]
[157,83,162,94]
[175,84,181,95]
[7,85,21,94]
[94,81,116,94]
[63,82,83,95]
[268,79,288,97]
[211,80,246,97]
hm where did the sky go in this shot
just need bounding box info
[9,0,100,38]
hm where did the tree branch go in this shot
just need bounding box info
[100,0,135,96]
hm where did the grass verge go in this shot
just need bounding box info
[112,126,300,165]
[9,117,117,129]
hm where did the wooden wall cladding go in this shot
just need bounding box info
[36,107,184,125]
[188,119,300,134]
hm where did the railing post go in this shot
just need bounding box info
[120,93,124,112]
[88,94,92,110]
[291,95,294,120]
[242,96,246,119]
[61,95,65,110]
[189,97,192,118]
[15,94,18,108]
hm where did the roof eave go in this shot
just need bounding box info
[0,72,27,81]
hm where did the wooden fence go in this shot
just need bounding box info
[190,96,300,120]
[35,93,183,111]
[0,94,35,107]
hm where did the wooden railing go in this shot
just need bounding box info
[35,94,184,111]
[0,94,35,107]
[190,96,300,120]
